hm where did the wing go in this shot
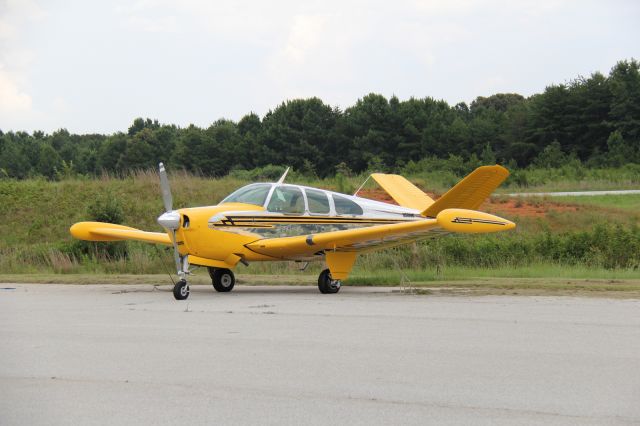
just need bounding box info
[244,218,441,259]
[244,206,515,260]
[70,222,172,245]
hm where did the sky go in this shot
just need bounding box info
[1,0,639,134]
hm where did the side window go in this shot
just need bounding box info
[333,195,363,215]
[305,189,330,214]
[267,186,304,214]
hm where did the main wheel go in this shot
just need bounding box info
[210,268,235,292]
[173,279,189,300]
[318,268,341,294]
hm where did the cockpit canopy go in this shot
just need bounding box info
[220,183,363,216]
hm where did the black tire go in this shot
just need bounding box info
[207,267,217,280]
[318,268,340,294]
[211,268,235,292]
[173,279,189,300]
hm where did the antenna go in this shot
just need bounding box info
[353,174,372,196]
[277,167,290,184]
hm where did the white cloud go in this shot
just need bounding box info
[0,66,32,112]
[263,3,477,105]
[0,0,46,129]
[411,0,480,14]
[0,0,45,40]
[116,0,179,33]
[124,14,178,33]
[264,10,363,102]
[116,0,295,41]
[282,14,328,64]
[51,96,70,115]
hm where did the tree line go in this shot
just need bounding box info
[1,59,638,180]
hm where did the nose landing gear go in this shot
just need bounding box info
[173,279,189,300]
[172,256,190,300]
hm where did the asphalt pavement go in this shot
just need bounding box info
[1,284,639,425]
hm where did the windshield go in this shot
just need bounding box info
[220,184,272,207]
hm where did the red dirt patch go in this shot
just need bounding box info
[483,199,578,218]
[357,189,439,204]
[357,189,578,218]
[357,189,398,204]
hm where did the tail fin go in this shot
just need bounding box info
[370,173,434,211]
[422,165,509,217]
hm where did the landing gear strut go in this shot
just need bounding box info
[318,268,341,294]
[209,267,235,292]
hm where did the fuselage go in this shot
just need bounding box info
[171,182,424,264]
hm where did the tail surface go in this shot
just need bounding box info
[370,173,434,211]
[422,165,509,217]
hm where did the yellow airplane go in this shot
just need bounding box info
[70,163,515,300]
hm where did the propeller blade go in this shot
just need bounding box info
[157,163,183,279]
[159,162,173,213]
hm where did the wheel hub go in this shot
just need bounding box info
[221,274,232,287]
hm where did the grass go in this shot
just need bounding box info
[4,264,636,283]
[496,180,640,193]
[551,194,640,211]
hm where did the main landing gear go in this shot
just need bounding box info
[208,267,235,292]
[318,268,341,294]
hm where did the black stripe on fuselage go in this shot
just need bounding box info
[211,215,410,227]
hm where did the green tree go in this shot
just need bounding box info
[608,59,640,141]
[480,142,496,164]
[37,144,63,179]
[606,130,634,167]
[470,93,525,114]
[118,128,163,171]
[260,98,336,176]
[533,140,566,168]
[128,118,160,136]
[97,134,127,173]
[0,138,31,178]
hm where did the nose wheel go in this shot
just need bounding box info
[173,279,190,300]
[318,268,341,294]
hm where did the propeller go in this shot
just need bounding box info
[156,162,185,280]
[159,162,173,213]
